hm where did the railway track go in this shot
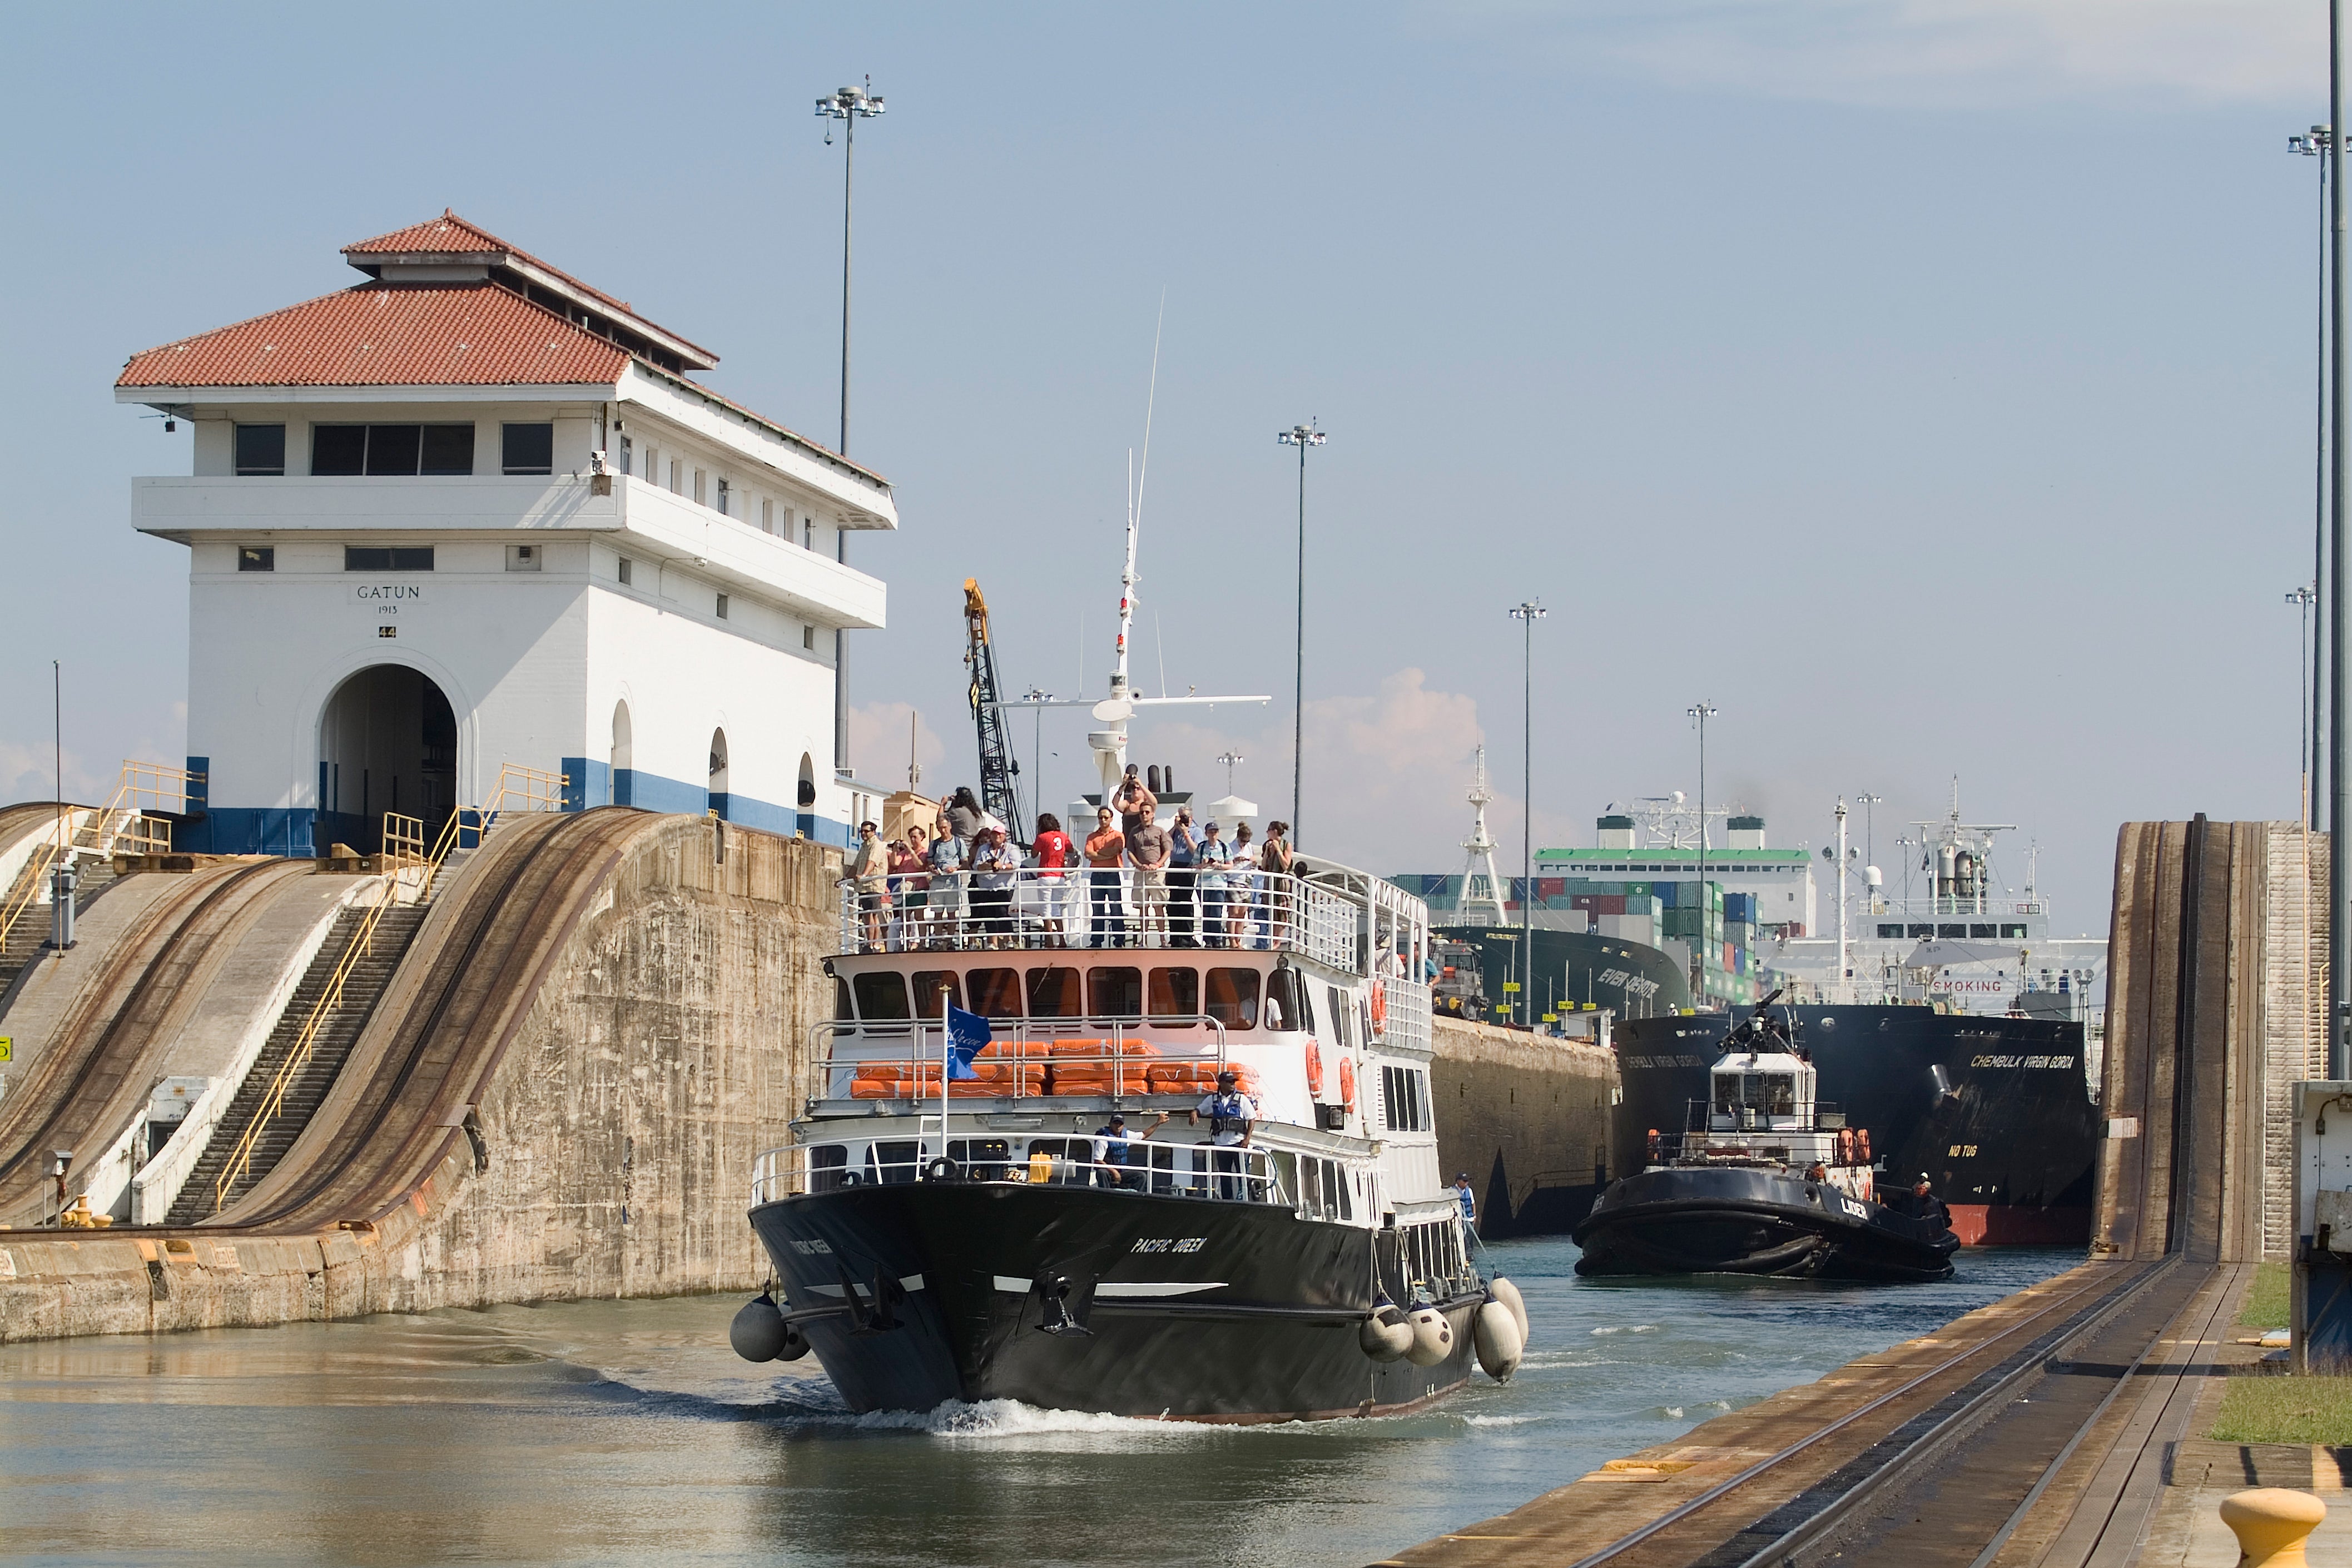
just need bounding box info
[0,859,311,1223]
[211,807,647,1232]
[1393,1256,2215,1568]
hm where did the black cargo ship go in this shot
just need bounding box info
[1612,1006,2098,1245]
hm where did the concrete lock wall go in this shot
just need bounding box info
[0,813,840,1342]
[1430,1017,1616,1237]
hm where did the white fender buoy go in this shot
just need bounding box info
[1488,1275,1529,1346]
[1474,1299,1524,1382]
[776,1322,811,1362]
[1359,1297,1414,1362]
[1406,1303,1454,1367]
[730,1292,789,1362]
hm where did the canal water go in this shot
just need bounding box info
[2,1240,2077,1567]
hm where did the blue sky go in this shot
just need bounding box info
[0,2,2326,930]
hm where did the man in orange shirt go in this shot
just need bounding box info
[1084,805,1128,949]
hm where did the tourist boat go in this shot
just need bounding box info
[730,520,1527,1421]
[1574,993,1959,1281]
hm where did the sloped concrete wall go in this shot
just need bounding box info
[0,813,840,1342]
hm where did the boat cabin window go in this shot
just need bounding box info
[1088,966,1143,1018]
[1205,967,1260,1029]
[867,1140,921,1185]
[1326,985,1352,1050]
[833,976,853,1021]
[969,967,1023,1019]
[946,1138,1010,1181]
[1300,1156,1353,1222]
[911,970,962,1016]
[1714,1073,1797,1116]
[1026,966,1083,1018]
[1266,967,1309,1032]
[809,1144,850,1192]
[1381,1065,1431,1132]
[1147,966,1199,1025]
[852,971,911,1021]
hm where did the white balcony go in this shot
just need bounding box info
[132,474,885,629]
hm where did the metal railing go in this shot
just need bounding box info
[753,1137,1284,1206]
[0,760,205,949]
[485,762,568,819]
[381,811,427,869]
[840,866,1358,970]
[208,805,470,1214]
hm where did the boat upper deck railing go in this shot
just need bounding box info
[1858,895,2048,921]
[753,1137,1287,1206]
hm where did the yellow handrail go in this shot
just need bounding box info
[381,811,426,870]
[209,806,469,1214]
[484,762,568,818]
[0,761,204,951]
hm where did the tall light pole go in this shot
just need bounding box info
[1511,601,1546,1027]
[1278,422,1325,846]
[2295,586,2319,824]
[1688,701,1718,1007]
[2332,0,2350,1081]
[2297,125,2333,833]
[817,77,884,778]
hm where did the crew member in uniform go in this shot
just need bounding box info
[1453,1173,1477,1232]
[1093,1113,1143,1190]
[1169,1069,1257,1199]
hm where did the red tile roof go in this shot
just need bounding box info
[343,210,715,365]
[116,281,632,389]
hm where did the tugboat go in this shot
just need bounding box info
[1575,992,1959,1281]
[728,518,1529,1422]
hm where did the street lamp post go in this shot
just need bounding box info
[1688,701,1718,1006]
[2296,125,2333,832]
[1510,601,1546,1028]
[2331,0,2350,1080]
[1277,423,1326,847]
[2295,586,2319,825]
[816,77,884,779]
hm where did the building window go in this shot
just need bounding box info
[344,546,434,571]
[716,478,730,515]
[238,546,275,572]
[716,593,730,619]
[802,624,815,650]
[234,424,285,475]
[617,556,633,586]
[502,423,554,475]
[507,544,542,572]
[618,436,632,476]
[669,459,682,494]
[802,516,814,549]
[693,469,707,506]
[761,499,773,534]
[311,424,473,476]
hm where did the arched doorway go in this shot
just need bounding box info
[797,752,817,839]
[611,701,633,807]
[317,664,456,855]
[708,728,731,818]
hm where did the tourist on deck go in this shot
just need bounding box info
[1131,812,1173,947]
[1033,813,1074,946]
[970,826,1021,946]
[1084,807,1128,948]
[848,821,889,949]
[1261,821,1295,948]
[1229,822,1261,948]
[1168,805,1200,947]
[944,786,989,855]
[924,821,966,947]
[1195,821,1233,947]
[886,831,929,951]
[1113,765,1157,844]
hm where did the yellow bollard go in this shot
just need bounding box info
[2220,1488,2327,1567]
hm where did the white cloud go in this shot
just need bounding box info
[847,701,950,795]
[1456,0,2320,107]
[1134,668,1580,876]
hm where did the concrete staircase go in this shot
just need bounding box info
[165,899,428,1224]
[0,857,117,1005]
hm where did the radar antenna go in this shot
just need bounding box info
[1456,746,1509,925]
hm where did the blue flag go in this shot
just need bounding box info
[946,1005,991,1080]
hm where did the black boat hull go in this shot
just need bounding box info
[1612,1006,2100,1245]
[1572,1165,1960,1282]
[748,1182,1482,1422]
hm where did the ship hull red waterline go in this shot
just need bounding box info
[751,1183,1481,1422]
